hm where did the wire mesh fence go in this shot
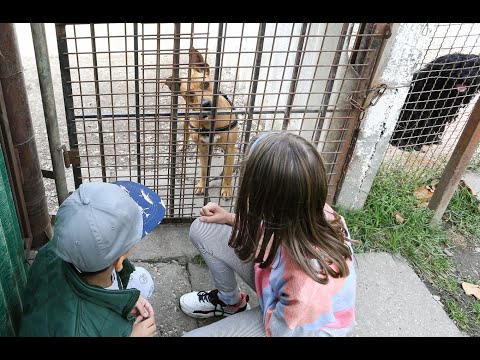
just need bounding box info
[383,23,480,179]
[55,23,387,221]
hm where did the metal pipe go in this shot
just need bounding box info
[30,23,69,205]
[134,23,141,183]
[0,23,52,249]
[168,23,180,217]
[282,23,308,130]
[243,23,266,153]
[205,23,224,205]
[90,24,107,182]
[55,24,82,188]
[313,23,350,146]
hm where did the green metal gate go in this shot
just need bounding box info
[0,142,28,336]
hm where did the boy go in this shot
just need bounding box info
[19,181,165,337]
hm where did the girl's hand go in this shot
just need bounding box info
[199,202,235,226]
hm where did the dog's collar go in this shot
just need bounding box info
[189,93,237,135]
[189,119,238,134]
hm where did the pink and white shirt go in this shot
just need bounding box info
[254,204,356,336]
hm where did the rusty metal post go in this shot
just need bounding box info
[0,84,33,256]
[30,23,69,205]
[429,99,480,225]
[0,23,52,249]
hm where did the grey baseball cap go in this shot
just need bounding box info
[54,181,165,273]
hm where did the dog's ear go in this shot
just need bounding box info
[189,47,210,76]
[163,76,175,91]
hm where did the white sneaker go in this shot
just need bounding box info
[179,289,250,318]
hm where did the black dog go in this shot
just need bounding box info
[390,53,480,151]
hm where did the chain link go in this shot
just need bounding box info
[348,83,390,120]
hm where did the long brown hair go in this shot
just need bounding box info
[229,132,352,284]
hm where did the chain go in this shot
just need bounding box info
[348,83,397,120]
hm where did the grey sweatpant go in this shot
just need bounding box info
[182,218,266,337]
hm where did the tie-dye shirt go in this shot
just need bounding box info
[254,204,356,337]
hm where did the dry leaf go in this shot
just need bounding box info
[392,211,404,224]
[462,282,480,300]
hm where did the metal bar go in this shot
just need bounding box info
[313,23,350,146]
[89,24,107,182]
[349,23,372,74]
[273,25,296,129]
[243,23,266,153]
[57,31,382,40]
[304,24,330,143]
[134,23,141,183]
[204,23,224,205]
[141,23,147,186]
[332,23,390,204]
[106,24,118,180]
[0,23,52,249]
[71,107,343,119]
[65,62,372,72]
[72,25,92,182]
[31,23,69,205]
[178,22,196,218]
[154,23,161,195]
[168,23,181,217]
[282,23,308,130]
[55,24,83,188]
[41,169,54,179]
[124,23,133,181]
[257,23,278,133]
[429,99,480,225]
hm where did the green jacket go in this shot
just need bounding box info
[19,240,140,337]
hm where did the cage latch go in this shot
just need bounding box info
[61,145,80,168]
[348,83,388,119]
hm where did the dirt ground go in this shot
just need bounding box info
[439,224,480,336]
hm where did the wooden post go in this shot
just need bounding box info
[429,99,480,225]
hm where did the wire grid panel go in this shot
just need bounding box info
[56,23,385,221]
[384,23,480,178]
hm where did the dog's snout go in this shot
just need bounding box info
[201,100,212,108]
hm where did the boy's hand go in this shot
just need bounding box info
[131,295,154,319]
[130,315,157,337]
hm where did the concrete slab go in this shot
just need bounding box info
[133,223,464,337]
[351,252,464,337]
[130,224,197,264]
[463,170,480,201]
[134,261,197,337]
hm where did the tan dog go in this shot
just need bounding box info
[165,47,238,199]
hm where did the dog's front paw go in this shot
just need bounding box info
[194,181,205,195]
[220,187,233,200]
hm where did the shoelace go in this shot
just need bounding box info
[196,290,249,317]
[196,290,220,305]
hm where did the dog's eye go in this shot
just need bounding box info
[203,82,210,89]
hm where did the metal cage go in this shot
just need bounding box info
[55,23,388,221]
[383,23,480,179]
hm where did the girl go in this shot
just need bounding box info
[180,131,356,336]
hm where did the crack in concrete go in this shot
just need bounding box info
[130,256,192,265]
[356,121,388,204]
